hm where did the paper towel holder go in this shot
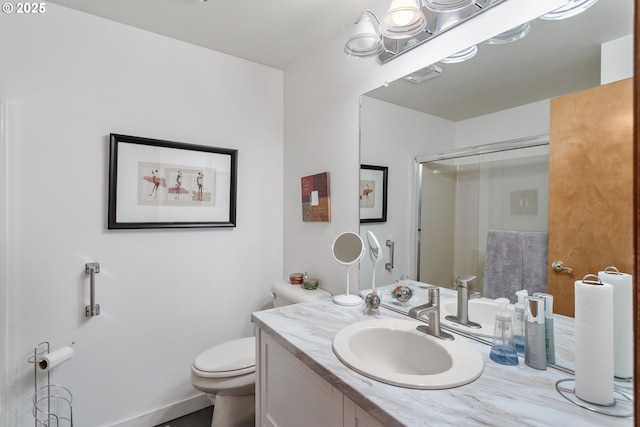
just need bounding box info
[85,262,100,317]
[602,265,622,275]
[555,378,632,417]
[581,274,603,286]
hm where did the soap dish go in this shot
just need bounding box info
[555,378,633,418]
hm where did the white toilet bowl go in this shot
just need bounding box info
[191,337,256,427]
[191,281,332,427]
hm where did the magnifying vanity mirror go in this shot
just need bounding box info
[366,231,383,291]
[332,231,366,306]
[359,0,633,379]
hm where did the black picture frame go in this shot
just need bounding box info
[359,164,388,223]
[108,133,237,229]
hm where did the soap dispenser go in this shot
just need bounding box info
[513,290,528,353]
[489,298,518,366]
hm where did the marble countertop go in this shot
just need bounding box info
[252,297,633,427]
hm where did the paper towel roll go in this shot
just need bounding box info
[598,269,633,380]
[574,279,614,406]
[37,346,74,372]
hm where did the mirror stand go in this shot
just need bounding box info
[331,231,366,306]
[333,265,361,306]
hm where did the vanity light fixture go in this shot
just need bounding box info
[379,0,428,39]
[439,45,478,63]
[423,0,476,12]
[539,0,598,21]
[484,22,531,44]
[344,11,385,58]
[403,64,443,83]
[344,1,427,58]
[344,0,504,62]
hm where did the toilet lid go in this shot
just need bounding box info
[193,336,255,377]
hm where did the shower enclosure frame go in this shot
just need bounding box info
[412,134,550,283]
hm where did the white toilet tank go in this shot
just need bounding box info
[271,280,331,307]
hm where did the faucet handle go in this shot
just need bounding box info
[455,275,477,288]
[427,287,440,304]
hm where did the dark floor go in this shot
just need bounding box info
[155,406,213,427]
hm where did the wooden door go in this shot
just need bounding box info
[548,78,634,317]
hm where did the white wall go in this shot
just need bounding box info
[283,0,566,297]
[455,100,550,148]
[0,5,283,427]
[602,34,634,84]
[359,96,455,288]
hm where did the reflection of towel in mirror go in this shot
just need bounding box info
[483,230,548,303]
[521,231,548,297]
[484,230,523,302]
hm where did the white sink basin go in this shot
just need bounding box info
[332,318,483,389]
[440,298,514,338]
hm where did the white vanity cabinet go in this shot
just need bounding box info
[256,328,384,427]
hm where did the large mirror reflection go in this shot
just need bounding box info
[359,0,633,377]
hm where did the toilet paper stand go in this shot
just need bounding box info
[28,342,74,427]
[555,378,632,418]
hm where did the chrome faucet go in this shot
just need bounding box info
[408,287,454,341]
[445,275,481,329]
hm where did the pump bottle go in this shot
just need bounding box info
[489,298,518,366]
[513,290,528,353]
[533,292,556,364]
[524,296,547,370]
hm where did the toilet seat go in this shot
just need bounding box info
[192,336,255,379]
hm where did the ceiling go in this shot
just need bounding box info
[48,0,372,70]
[48,0,632,121]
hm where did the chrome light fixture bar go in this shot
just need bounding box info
[378,0,502,63]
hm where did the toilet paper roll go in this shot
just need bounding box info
[574,280,614,406]
[37,346,74,372]
[598,269,633,380]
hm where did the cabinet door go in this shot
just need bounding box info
[257,330,343,427]
[343,397,385,427]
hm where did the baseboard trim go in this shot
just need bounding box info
[111,394,211,427]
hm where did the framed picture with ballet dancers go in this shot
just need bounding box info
[359,164,387,223]
[108,133,237,229]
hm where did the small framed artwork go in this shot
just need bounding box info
[360,164,388,223]
[108,133,237,229]
[301,172,331,222]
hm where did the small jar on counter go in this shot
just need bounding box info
[289,273,304,285]
[303,277,319,290]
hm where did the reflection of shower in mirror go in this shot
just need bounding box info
[366,231,383,291]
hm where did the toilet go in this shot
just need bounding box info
[190,280,331,427]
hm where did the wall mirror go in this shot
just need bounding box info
[359,0,633,378]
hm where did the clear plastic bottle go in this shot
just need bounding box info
[489,298,519,366]
[513,290,528,353]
